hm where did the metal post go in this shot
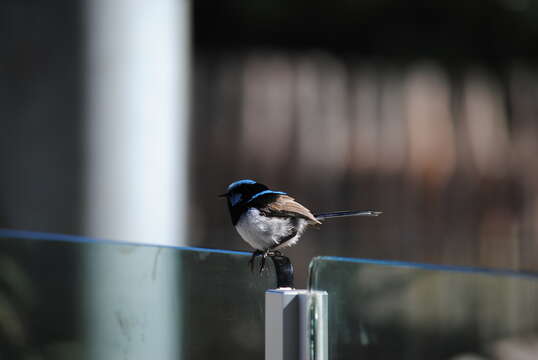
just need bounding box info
[266,289,328,360]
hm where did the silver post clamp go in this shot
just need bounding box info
[265,256,328,360]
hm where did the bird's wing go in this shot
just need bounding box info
[256,194,321,225]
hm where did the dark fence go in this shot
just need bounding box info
[192,52,538,284]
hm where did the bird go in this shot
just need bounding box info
[220,179,382,272]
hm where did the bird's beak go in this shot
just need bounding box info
[218,192,228,198]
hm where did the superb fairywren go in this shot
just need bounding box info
[220,179,382,271]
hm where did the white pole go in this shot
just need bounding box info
[83,1,189,358]
[84,0,189,246]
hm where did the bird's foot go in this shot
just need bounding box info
[249,250,282,273]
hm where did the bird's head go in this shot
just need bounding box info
[219,179,270,208]
[220,179,288,225]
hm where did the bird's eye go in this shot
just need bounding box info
[230,193,242,206]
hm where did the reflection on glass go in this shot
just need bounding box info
[309,256,538,359]
[0,230,274,360]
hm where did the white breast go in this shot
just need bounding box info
[235,208,308,251]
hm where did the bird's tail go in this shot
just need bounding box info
[314,210,382,221]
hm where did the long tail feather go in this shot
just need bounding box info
[315,210,382,221]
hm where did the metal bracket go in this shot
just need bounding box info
[270,255,294,288]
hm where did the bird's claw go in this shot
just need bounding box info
[249,250,282,273]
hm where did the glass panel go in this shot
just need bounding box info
[0,229,274,360]
[308,256,538,360]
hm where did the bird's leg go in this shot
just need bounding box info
[250,250,284,273]
[259,252,267,274]
[258,250,282,273]
[249,250,264,272]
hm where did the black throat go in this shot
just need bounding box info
[228,202,246,226]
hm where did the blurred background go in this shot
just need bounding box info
[2,0,538,285]
[3,1,538,359]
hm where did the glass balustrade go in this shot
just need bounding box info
[308,256,538,360]
[0,229,274,360]
[4,229,538,359]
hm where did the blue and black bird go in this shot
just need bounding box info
[220,179,382,271]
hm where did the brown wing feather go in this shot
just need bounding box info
[259,195,321,225]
